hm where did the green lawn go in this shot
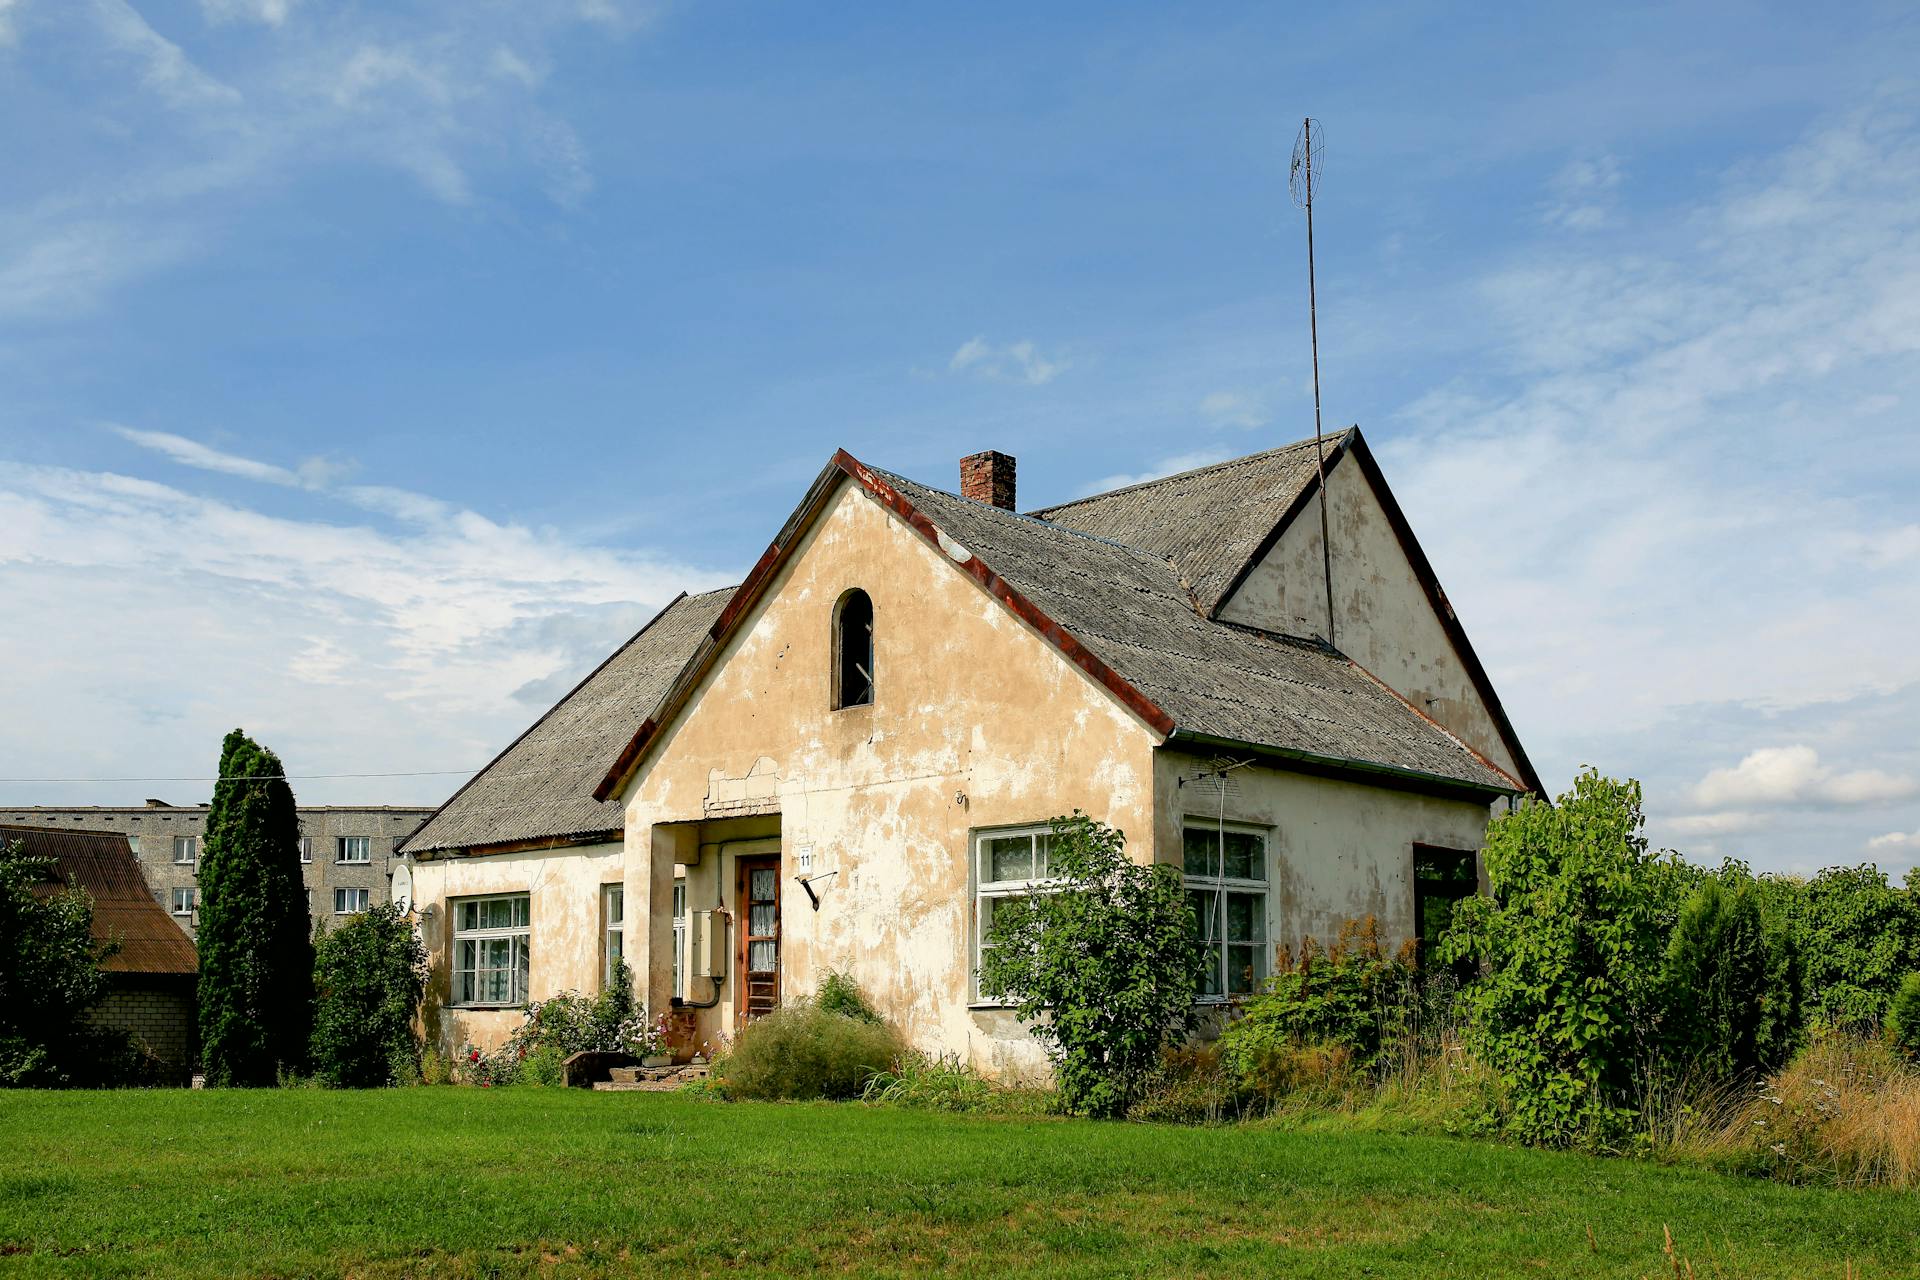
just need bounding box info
[0,1088,1911,1278]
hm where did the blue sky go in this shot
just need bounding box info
[2,1,1918,875]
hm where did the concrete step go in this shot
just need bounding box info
[601,1063,709,1089]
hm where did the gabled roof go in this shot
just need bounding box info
[597,451,1523,804]
[3,824,197,976]
[401,587,736,856]
[1032,433,1350,615]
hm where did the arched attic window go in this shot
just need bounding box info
[833,588,874,709]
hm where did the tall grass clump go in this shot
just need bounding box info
[715,1004,901,1101]
[862,1052,1010,1113]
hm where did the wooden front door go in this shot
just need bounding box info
[737,856,781,1020]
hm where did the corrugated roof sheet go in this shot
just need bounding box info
[2,824,197,976]
[876,467,1517,793]
[1031,432,1347,616]
[401,587,736,854]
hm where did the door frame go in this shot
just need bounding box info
[735,853,782,1020]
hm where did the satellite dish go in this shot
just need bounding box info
[392,862,414,915]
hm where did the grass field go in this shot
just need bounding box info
[0,1088,1914,1278]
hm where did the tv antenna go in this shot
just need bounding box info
[1290,117,1336,648]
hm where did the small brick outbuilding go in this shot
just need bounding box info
[5,823,199,1082]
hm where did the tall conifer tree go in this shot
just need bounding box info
[197,729,312,1084]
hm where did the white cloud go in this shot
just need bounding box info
[948,337,1066,386]
[0,452,726,806]
[1541,153,1622,231]
[1869,830,1920,852]
[1084,447,1233,496]
[1688,746,1915,811]
[112,425,303,486]
[1667,811,1769,836]
[0,0,20,47]
[92,0,241,108]
[200,0,296,26]
[1199,390,1267,429]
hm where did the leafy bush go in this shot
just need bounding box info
[978,812,1203,1118]
[1661,877,1798,1081]
[1216,917,1416,1092]
[1888,974,1920,1060]
[0,840,122,1087]
[309,903,428,1088]
[814,969,883,1024]
[1778,866,1920,1033]
[713,1004,901,1101]
[1442,771,1690,1147]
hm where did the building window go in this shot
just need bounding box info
[1413,845,1478,976]
[127,835,141,858]
[1184,822,1270,1000]
[334,887,369,915]
[973,825,1060,999]
[672,877,687,1000]
[170,887,195,920]
[832,588,874,709]
[453,893,531,1007]
[298,837,313,863]
[337,836,371,864]
[173,835,197,865]
[603,884,624,988]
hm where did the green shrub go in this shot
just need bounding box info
[1216,917,1415,1091]
[1888,974,1920,1059]
[714,1005,901,1101]
[1442,771,1689,1147]
[309,903,428,1088]
[0,840,120,1087]
[978,812,1203,1118]
[1127,1046,1249,1125]
[1779,866,1920,1033]
[1661,877,1797,1081]
[814,970,882,1023]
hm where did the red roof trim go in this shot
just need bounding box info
[593,450,1177,802]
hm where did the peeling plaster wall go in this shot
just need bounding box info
[1153,749,1492,956]
[410,840,622,1055]
[622,479,1161,1079]
[1216,458,1523,783]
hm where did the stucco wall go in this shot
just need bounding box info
[1153,748,1493,959]
[621,478,1162,1079]
[411,840,623,1055]
[1215,457,1523,783]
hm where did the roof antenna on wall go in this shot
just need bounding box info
[1290,117,1336,649]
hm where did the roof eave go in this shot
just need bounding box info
[1164,729,1522,804]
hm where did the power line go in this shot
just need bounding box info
[0,769,480,784]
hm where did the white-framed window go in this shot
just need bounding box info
[672,877,687,1000]
[972,825,1060,1001]
[603,884,624,988]
[337,836,372,864]
[452,893,531,1008]
[298,836,313,863]
[170,886,195,920]
[173,835,197,865]
[1184,821,1270,1000]
[127,835,141,858]
[334,887,369,915]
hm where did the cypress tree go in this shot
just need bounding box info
[197,729,313,1085]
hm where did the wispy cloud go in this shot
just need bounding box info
[1869,829,1920,852]
[948,337,1066,386]
[1689,746,1916,811]
[200,0,298,26]
[1084,447,1233,496]
[1199,390,1268,429]
[1541,153,1622,231]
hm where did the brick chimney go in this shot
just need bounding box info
[960,450,1017,510]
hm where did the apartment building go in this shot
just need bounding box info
[0,801,436,939]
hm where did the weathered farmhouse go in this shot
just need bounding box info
[4,823,199,1081]
[401,431,1536,1074]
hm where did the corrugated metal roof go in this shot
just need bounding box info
[2,824,197,976]
[1031,433,1347,617]
[876,467,1518,793]
[401,587,737,855]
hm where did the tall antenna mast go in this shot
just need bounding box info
[1290,117,1335,648]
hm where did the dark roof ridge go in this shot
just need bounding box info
[1031,429,1352,515]
[873,467,1171,562]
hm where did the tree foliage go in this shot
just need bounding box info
[1778,865,1920,1033]
[978,812,1203,1118]
[0,841,117,1086]
[1661,876,1798,1081]
[1442,771,1690,1146]
[197,729,313,1085]
[310,903,427,1087]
